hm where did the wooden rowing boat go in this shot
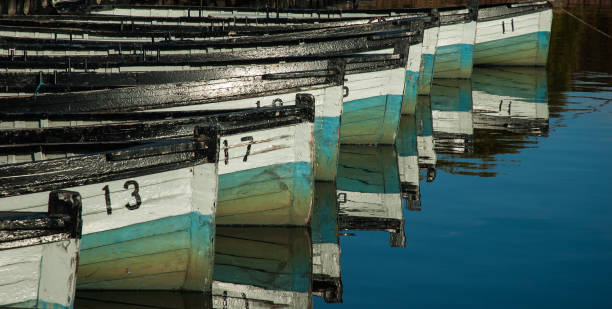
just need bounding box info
[474,1,552,66]
[0,124,220,292]
[0,190,82,309]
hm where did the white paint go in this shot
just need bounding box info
[472,91,549,121]
[0,163,218,236]
[148,83,339,117]
[475,10,552,44]
[312,243,341,278]
[406,43,423,72]
[212,281,311,309]
[437,20,476,47]
[0,239,79,308]
[422,26,440,55]
[432,110,474,135]
[217,122,314,175]
[344,67,405,102]
[417,136,436,166]
[398,155,419,187]
[337,191,402,221]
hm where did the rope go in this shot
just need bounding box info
[561,8,612,40]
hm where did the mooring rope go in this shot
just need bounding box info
[561,8,612,40]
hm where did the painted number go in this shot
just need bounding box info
[123,180,142,210]
[223,136,254,165]
[102,180,142,215]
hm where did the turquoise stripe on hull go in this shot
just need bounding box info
[474,31,551,66]
[337,146,400,194]
[417,53,435,96]
[401,70,420,115]
[77,212,214,292]
[214,227,311,293]
[311,182,339,244]
[430,79,473,112]
[7,300,73,309]
[433,43,474,79]
[314,116,340,182]
[396,115,418,157]
[217,161,313,226]
[339,94,402,145]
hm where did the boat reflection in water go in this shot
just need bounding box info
[311,182,343,303]
[415,97,437,183]
[396,115,421,210]
[431,79,474,154]
[212,226,312,308]
[337,146,405,248]
[472,67,549,135]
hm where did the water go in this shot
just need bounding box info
[61,5,611,309]
[314,7,612,309]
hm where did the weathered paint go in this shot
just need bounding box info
[417,53,436,95]
[0,161,218,292]
[217,162,313,226]
[216,122,314,226]
[77,212,214,291]
[417,26,440,96]
[401,42,424,115]
[474,31,550,66]
[474,8,552,66]
[213,226,312,308]
[314,116,341,182]
[0,239,79,309]
[339,67,404,145]
[433,21,476,79]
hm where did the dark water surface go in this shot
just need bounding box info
[315,7,612,309]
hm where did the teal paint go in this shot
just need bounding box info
[80,212,213,251]
[291,161,314,224]
[311,182,339,244]
[474,31,551,66]
[402,70,420,115]
[416,97,433,137]
[217,161,313,225]
[417,53,436,95]
[472,67,548,103]
[430,80,473,112]
[38,301,72,309]
[339,95,402,145]
[433,44,474,79]
[314,116,341,182]
[337,146,400,194]
[535,31,551,66]
[214,227,311,293]
[78,212,214,291]
[396,115,419,157]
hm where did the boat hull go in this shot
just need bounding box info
[0,163,218,292]
[433,21,476,79]
[417,26,440,96]
[339,68,404,145]
[216,123,314,226]
[474,7,552,66]
[0,239,80,309]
